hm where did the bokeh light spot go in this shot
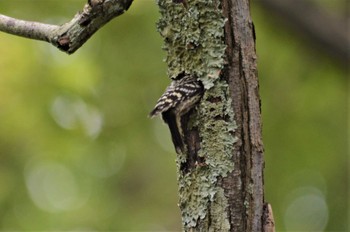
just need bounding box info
[25,161,88,213]
[284,191,328,231]
[50,95,103,139]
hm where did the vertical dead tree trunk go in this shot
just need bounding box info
[157,0,267,231]
[223,0,264,231]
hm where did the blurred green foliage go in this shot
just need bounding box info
[0,0,347,231]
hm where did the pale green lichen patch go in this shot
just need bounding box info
[157,0,226,89]
[176,80,237,228]
[209,188,231,231]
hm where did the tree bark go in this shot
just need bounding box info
[157,0,266,231]
[223,0,264,231]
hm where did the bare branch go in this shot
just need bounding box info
[0,0,134,54]
[0,15,59,42]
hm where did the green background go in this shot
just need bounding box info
[0,0,347,231]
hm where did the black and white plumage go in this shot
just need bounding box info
[150,74,204,153]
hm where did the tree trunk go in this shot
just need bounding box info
[222,0,265,231]
[157,0,265,231]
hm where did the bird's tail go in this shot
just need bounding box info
[162,111,184,154]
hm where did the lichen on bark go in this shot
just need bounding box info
[177,80,237,228]
[157,0,239,230]
[157,0,226,88]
